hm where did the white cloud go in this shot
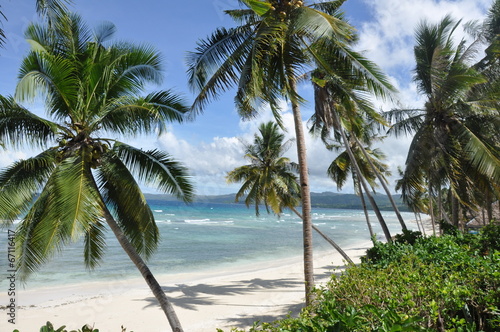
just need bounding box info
[0,150,29,168]
[157,130,247,196]
[357,0,490,80]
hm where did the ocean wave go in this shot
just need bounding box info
[154,209,163,212]
[184,219,235,225]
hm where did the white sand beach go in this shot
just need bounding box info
[3,241,373,332]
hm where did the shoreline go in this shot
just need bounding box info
[4,239,373,332]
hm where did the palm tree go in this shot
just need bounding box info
[227,121,354,264]
[312,96,393,241]
[186,0,390,304]
[308,35,398,241]
[385,15,500,228]
[227,121,301,216]
[0,13,192,332]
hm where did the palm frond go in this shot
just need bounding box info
[383,108,425,137]
[16,185,60,280]
[0,96,59,148]
[16,48,79,120]
[52,154,103,242]
[93,21,116,45]
[453,120,500,183]
[111,42,164,90]
[16,153,102,279]
[99,90,189,136]
[83,220,107,270]
[0,148,57,224]
[113,142,194,202]
[293,5,353,42]
[187,26,254,113]
[96,152,158,259]
[36,0,72,24]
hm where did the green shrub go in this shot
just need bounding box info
[224,233,500,332]
[394,229,423,245]
[12,321,132,332]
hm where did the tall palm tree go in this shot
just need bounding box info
[384,15,500,227]
[227,121,354,264]
[0,13,192,332]
[308,33,398,241]
[186,0,390,304]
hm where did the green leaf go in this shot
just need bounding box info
[312,76,327,88]
[243,0,272,16]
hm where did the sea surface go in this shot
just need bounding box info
[1,200,419,290]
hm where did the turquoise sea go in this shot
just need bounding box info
[1,200,418,290]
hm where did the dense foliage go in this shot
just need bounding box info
[225,225,500,331]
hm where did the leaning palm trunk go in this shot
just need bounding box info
[356,176,375,241]
[333,113,392,242]
[289,207,354,265]
[428,182,437,236]
[102,207,183,332]
[353,136,408,231]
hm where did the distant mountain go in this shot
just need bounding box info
[143,191,409,211]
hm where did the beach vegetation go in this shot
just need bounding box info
[0,11,193,332]
[225,226,500,331]
[13,321,101,332]
[384,10,500,230]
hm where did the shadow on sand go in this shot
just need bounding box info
[140,261,346,328]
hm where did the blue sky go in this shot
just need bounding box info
[0,0,493,196]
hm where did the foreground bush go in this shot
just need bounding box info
[12,321,133,332]
[226,226,500,331]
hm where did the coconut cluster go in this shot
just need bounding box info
[57,126,110,168]
[269,0,304,20]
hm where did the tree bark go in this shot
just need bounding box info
[289,80,315,306]
[353,136,407,231]
[332,112,392,242]
[102,208,183,332]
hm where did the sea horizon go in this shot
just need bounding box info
[2,201,421,291]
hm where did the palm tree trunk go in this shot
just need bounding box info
[332,112,392,242]
[289,207,354,265]
[419,213,427,236]
[428,183,436,236]
[486,190,493,224]
[413,212,425,235]
[103,208,183,332]
[289,80,314,306]
[356,175,375,241]
[352,136,407,231]
[452,194,459,229]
